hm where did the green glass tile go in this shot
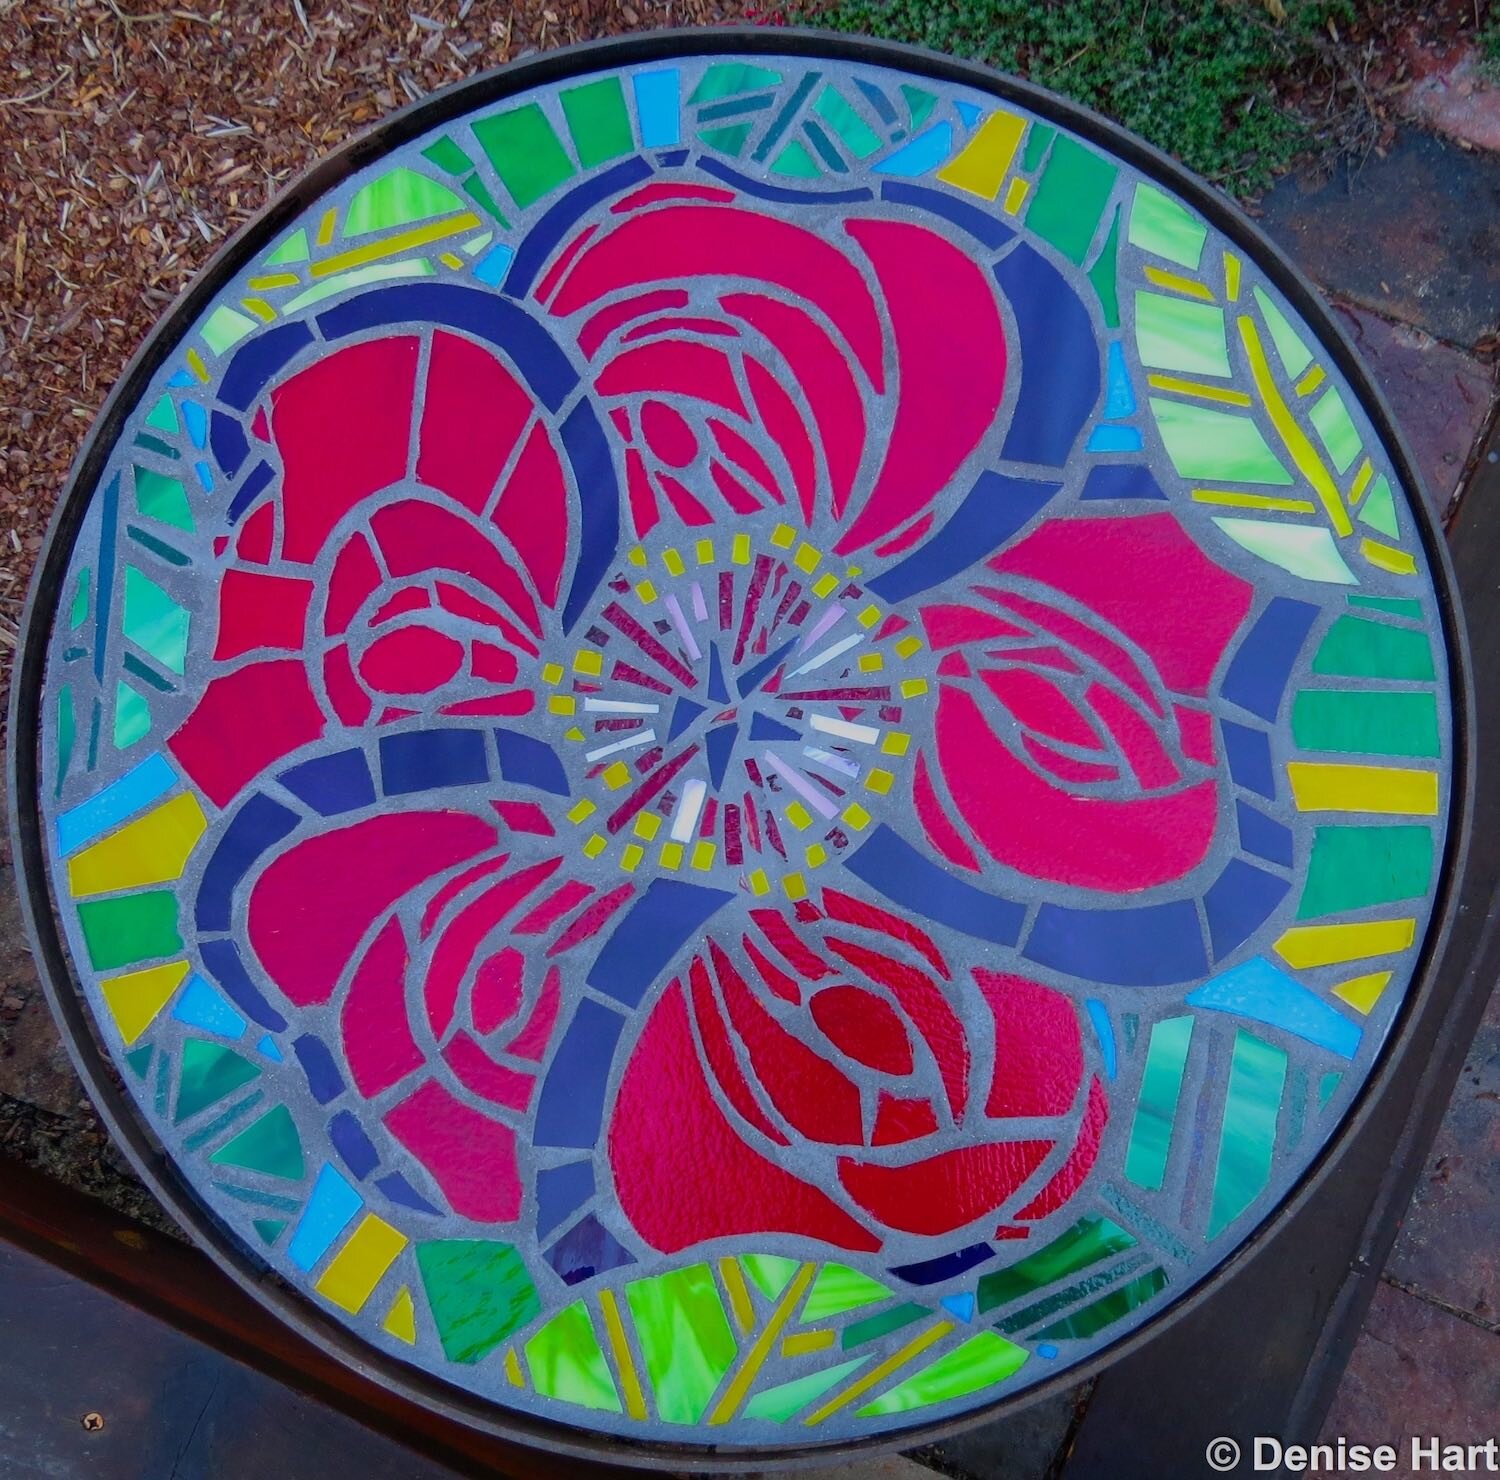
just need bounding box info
[214,1180,299,1213]
[68,567,89,628]
[1292,690,1440,758]
[1297,825,1434,919]
[415,1240,540,1364]
[200,305,256,355]
[124,1044,153,1081]
[1087,206,1121,329]
[461,230,493,256]
[814,86,882,159]
[421,135,474,175]
[841,1301,928,1350]
[1359,475,1399,539]
[751,72,819,166]
[345,166,463,235]
[742,1253,798,1301]
[123,566,190,675]
[857,1331,1027,1416]
[698,123,753,155]
[998,1261,1140,1335]
[977,1216,1137,1314]
[624,1264,737,1424]
[126,526,190,567]
[771,139,820,178]
[1308,385,1362,474]
[265,227,310,265]
[1152,400,1291,484]
[1319,1071,1342,1109]
[744,1355,869,1423]
[174,1041,260,1124]
[1034,1266,1169,1342]
[1213,518,1355,585]
[1026,135,1118,266]
[254,1218,286,1245]
[802,1263,892,1321]
[133,468,194,532]
[1348,594,1422,619]
[1252,285,1313,378]
[144,394,179,435]
[125,646,175,693]
[183,1090,262,1151]
[688,63,782,104]
[1285,1065,1309,1150]
[472,104,576,209]
[209,1103,305,1180]
[133,433,178,460]
[1128,182,1207,270]
[153,1049,170,1117]
[1208,1030,1288,1238]
[1022,121,1055,171]
[698,94,775,123]
[1313,615,1435,680]
[524,1302,622,1413]
[55,686,74,796]
[282,258,436,313]
[78,890,181,971]
[1135,292,1230,377]
[460,172,509,225]
[560,77,634,169]
[900,83,937,129]
[1124,1015,1193,1190]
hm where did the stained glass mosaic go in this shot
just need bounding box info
[19,39,1459,1454]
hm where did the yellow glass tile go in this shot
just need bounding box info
[1348,458,1374,504]
[785,801,814,831]
[782,871,808,902]
[881,732,911,757]
[865,769,894,795]
[900,678,929,699]
[1294,364,1326,398]
[732,533,751,565]
[718,1256,756,1333]
[1275,919,1416,969]
[1143,264,1215,301]
[635,580,658,605]
[547,695,576,715]
[1002,175,1031,215]
[770,522,796,548]
[310,213,481,278]
[1190,488,1317,514]
[695,538,715,565]
[845,565,862,579]
[857,604,881,629]
[1287,762,1438,816]
[691,840,717,871]
[632,811,662,841]
[1147,373,1253,407]
[582,833,608,859]
[805,1319,955,1426]
[566,798,597,824]
[382,1287,417,1345]
[67,792,208,897]
[315,206,337,247]
[101,960,190,1047]
[504,1348,525,1388]
[439,250,464,270]
[793,543,822,573]
[248,271,299,291]
[627,546,648,567]
[1224,251,1241,301]
[185,348,209,382]
[598,1288,648,1420]
[894,635,922,658]
[541,661,564,685]
[805,842,829,867]
[240,296,276,322]
[1332,970,1394,1014]
[858,652,885,673]
[601,761,631,790]
[573,649,603,676]
[315,1214,408,1314]
[659,840,684,870]
[663,547,685,576]
[842,803,871,831]
[812,573,840,598]
[937,107,1025,199]
[781,1328,837,1357]
[1360,538,1417,576]
[748,867,771,896]
[620,843,645,872]
[564,727,585,742]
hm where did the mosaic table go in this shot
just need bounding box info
[9,32,1465,1464]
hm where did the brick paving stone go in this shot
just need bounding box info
[1318,1281,1500,1476]
[1385,981,1500,1331]
[1328,300,1497,518]
[1400,41,1500,156]
[1256,128,1500,351]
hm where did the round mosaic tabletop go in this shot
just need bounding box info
[11,31,1465,1462]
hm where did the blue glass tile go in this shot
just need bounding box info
[218,321,315,411]
[57,750,177,854]
[210,409,248,477]
[198,938,289,1033]
[1203,858,1290,958]
[536,1161,594,1239]
[879,180,1015,250]
[633,69,681,148]
[1087,999,1117,1079]
[376,1171,441,1215]
[1236,801,1293,866]
[493,728,569,795]
[670,697,707,741]
[586,879,733,1007]
[226,459,274,524]
[1188,956,1361,1059]
[329,1110,380,1178]
[534,1000,625,1147]
[279,748,377,815]
[379,728,489,795]
[1222,720,1276,798]
[1080,463,1165,501]
[171,975,247,1038]
[892,1243,993,1284]
[544,1212,635,1285]
[1026,899,1206,986]
[292,1032,344,1104]
[873,123,953,175]
[287,1162,362,1271]
[1222,598,1320,722]
[196,792,300,932]
[558,399,620,632]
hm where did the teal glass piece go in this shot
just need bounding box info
[525,1302,622,1413]
[977,1217,1137,1313]
[1033,1266,1170,1342]
[1211,518,1356,584]
[1134,292,1230,377]
[1297,825,1434,918]
[624,1264,737,1424]
[1151,401,1291,483]
[1292,689,1440,758]
[842,1301,927,1349]
[1128,182,1207,270]
[173,1040,261,1124]
[689,63,783,103]
[1208,1031,1289,1238]
[133,468,194,532]
[68,567,89,629]
[144,394,179,435]
[815,86,883,158]
[997,1260,1142,1335]
[416,1240,539,1364]
[1124,1016,1194,1190]
[1313,613,1435,679]
[122,566,189,674]
[771,139,820,178]
[209,1103,305,1180]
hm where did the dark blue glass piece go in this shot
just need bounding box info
[226,459,275,524]
[1203,858,1291,959]
[844,827,1025,946]
[1025,899,1207,986]
[493,728,569,795]
[1221,597,1320,721]
[736,639,796,699]
[586,878,734,1007]
[536,1161,595,1239]
[329,1110,380,1178]
[1236,800,1294,866]
[199,937,289,1033]
[278,748,377,816]
[196,792,300,932]
[1222,720,1276,798]
[218,321,315,411]
[378,728,489,795]
[698,156,874,205]
[93,474,120,683]
[534,1000,625,1148]
[748,712,799,743]
[544,1213,636,1286]
[558,399,619,633]
[210,410,249,478]
[292,1033,344,1104]
[1080,463,1166,501]
[669,697,706,741]
[376,1171,441,1216]
[706,722,736,790]
[891,1242,994,1285]
[706,642,729,703]
[879,180,1015,249]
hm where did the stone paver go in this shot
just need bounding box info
[1399,39,1500,156]
[910,1387,1083,1480]
[1257,127,1500,350]
[1329,300,1496,518]
[1318,1281,1500,1477]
